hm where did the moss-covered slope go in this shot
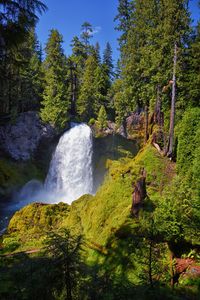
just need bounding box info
[3,143,174,252]
[1,141,200,299]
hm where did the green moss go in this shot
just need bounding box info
[2,143,175,256]
[4,143,196,298]
[59,143,174,250]
[2,202,70,253]
[8,202,70,233]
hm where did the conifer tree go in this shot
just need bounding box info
[94,42,101,64]
[77,51,111,121]
[114,59,122,79]
[81,22,93,55]
[114,0,132,48]
[97,105,107,129]
[44,229,83,300]
[19,29,44,111]
[103,42,114,81]
[0,28,43,116]
[71,35,87,69]
[93,65,109,113]
[181,22,200,108]
[68,36,88,115]
[77,55,98,121]
[114,0,191,145]
[0,0,47,50]
[40,29,70,129]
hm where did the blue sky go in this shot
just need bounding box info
[36,0,199,64]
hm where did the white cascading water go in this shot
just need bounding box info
[44,123,93,203]
[11,123,93,209]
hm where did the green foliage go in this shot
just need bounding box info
[103,42,114,82]
[97,105,107,129]
[165,107,200,245]
[40,29,71,129]
[152,108,200,247]
[111,78,132,125]
[88,118,96,126]
[0,0,47,49]
[17,29,44,111]
[93,65,108,112]
[114,0,132,47]
[114,0,192,130]
[1,141,200,298]
[0,28,44,116]
[0,1,200,298]
[179,23,200,109]
[177,107,200,177]
[77,55,98,120]
[94,42,101,64]
[44,228,83,300]
[81,22,93,53]
[2,236,20,252]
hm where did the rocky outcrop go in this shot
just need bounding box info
[174,258,200,284]
[93,112,144,141]
[175,258,194,275]
[126,112,145,140]
[116,118,127,138]
[104,121,116,135]
[0,112,55,161]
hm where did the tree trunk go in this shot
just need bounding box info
[144,105,149,143]
[149,241,153,288]
[73,71,77,112]
[121,117,127,138]
[167,42,177,157]
[170,251,175,289]
[155,85,162,126]
[70,61,77,117]
[65,264,72,300]
[131,168,147,217]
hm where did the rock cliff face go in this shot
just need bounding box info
[0,112,55,161]
[92,112,144,141]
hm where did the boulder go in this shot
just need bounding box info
[0,111,55,161]
[104,121,116,135]
[116,118,127,138]
[126,112,145,139]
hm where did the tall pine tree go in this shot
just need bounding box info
[40,29,70,129]
[103,42,114,81]
[77,54,98,121]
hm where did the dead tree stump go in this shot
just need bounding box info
[131,169,147,217]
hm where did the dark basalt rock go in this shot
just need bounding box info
[0,111,56,161]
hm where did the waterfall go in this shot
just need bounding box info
[44,123,93,203]
[0,123,93,230]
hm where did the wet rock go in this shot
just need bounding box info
[117,118,127,138]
